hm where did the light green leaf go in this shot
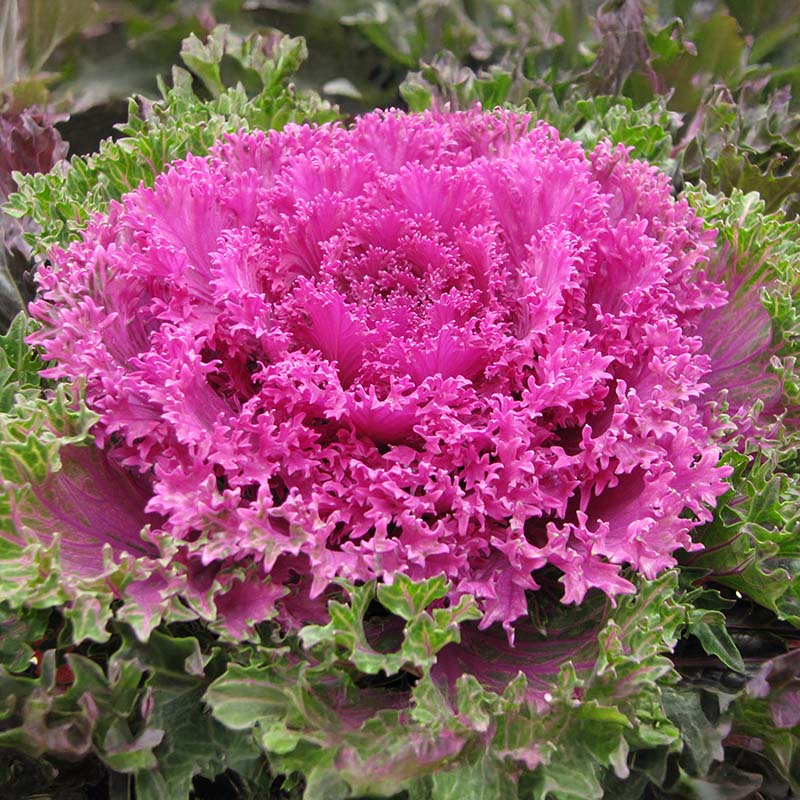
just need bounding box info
[23,0,99,74]
[430,756,517,800]
[377,573,448,621]
[179,27,226,97]
[686,615,745,673]
[204,663,291,730]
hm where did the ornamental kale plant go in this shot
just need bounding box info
[2,17,800,800]
[26,109,732,640]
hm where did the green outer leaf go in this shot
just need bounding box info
[180,29,226,97]
[0,312,42,412]
[22,0,99,74]
[300,577,481,676]
[0,603,49,672]
[377,572,448,620]
[686,613,745,673]
[204,572,698,799]
[684,449,800,625]
[429,755,518,800]
[662,689,728,777]
[0,380,114,631]
[204,663,291,730]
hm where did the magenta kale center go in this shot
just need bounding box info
[30,109,730,636]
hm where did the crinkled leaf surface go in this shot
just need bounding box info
[205,572,700,799]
